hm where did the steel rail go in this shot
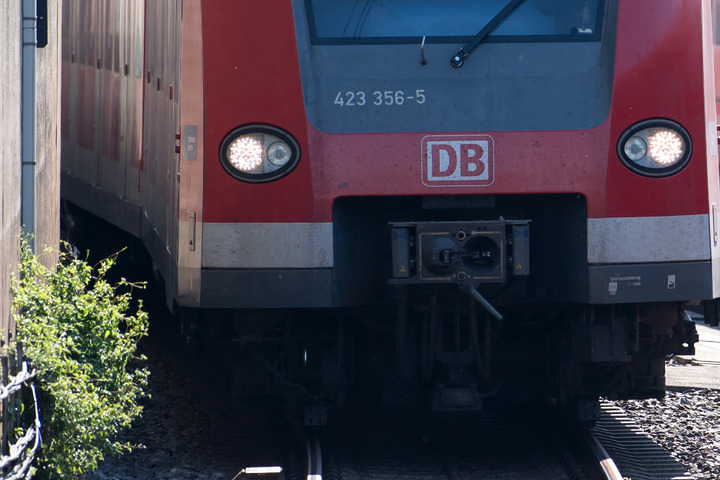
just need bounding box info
[583,430,624,480]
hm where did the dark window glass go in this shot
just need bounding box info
[306,0,604,44]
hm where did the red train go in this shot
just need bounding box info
[61,0,717,419]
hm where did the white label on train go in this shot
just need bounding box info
[422,135,494,187]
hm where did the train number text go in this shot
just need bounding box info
[333,90,426,107]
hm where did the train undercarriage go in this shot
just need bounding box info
[194,289,698,425]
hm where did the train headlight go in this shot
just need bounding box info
[220,125,300,183]
[617,120,691,177]
[226,135,264,172]
[267,141,292,167]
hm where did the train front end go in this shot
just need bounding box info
[187,0,715,413]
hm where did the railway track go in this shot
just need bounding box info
[273,401,650,480]
[79,296,695,480]
[89,288,692,479]
[592,402,695,480]
[109,302,691,480]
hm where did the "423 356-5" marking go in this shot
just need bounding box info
[333,90,426,107]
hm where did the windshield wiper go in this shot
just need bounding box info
[450,0,528,68]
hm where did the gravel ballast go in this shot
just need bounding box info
[613,388,720,480]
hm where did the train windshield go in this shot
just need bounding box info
[305,0,604,44]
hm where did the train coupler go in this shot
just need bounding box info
[389,219,530,288]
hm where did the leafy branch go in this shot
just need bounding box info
[11,238,149,479]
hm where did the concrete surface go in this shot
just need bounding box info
[666,313,720,390]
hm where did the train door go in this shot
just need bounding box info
[141,0,182,291]
[166,2,182,271]
[120,0,145,206]
[71,0,100,184]
[60,0,77,173]
[142,0,168,266]
[97,0,125,194]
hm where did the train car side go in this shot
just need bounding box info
[61,0,146,237]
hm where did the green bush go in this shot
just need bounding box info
[11,239,149,479]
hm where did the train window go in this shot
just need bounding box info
[61,0,70,61]
[305,0,604,44]
[132,0,144,78]
[79,1,90,65]
[114,0,121,73]
[104,0,114,70]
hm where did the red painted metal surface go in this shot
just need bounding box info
[201,0,314,223]
[604,1,711,219]
[201,0,714,224]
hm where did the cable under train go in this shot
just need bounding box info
[61,0,718,422]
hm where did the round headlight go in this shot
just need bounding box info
[219,125,301,183]
[617,120,691,177]
[226,135,264,172]
[647,130,685,165]
[267,141,292,167]
[623,136,647,162]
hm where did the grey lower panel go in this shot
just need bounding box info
[141,216,175,310]
[200,269,333,308]
[589,261,712,304]
[61,171,142,238]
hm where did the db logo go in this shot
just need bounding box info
[421,135,494,187]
